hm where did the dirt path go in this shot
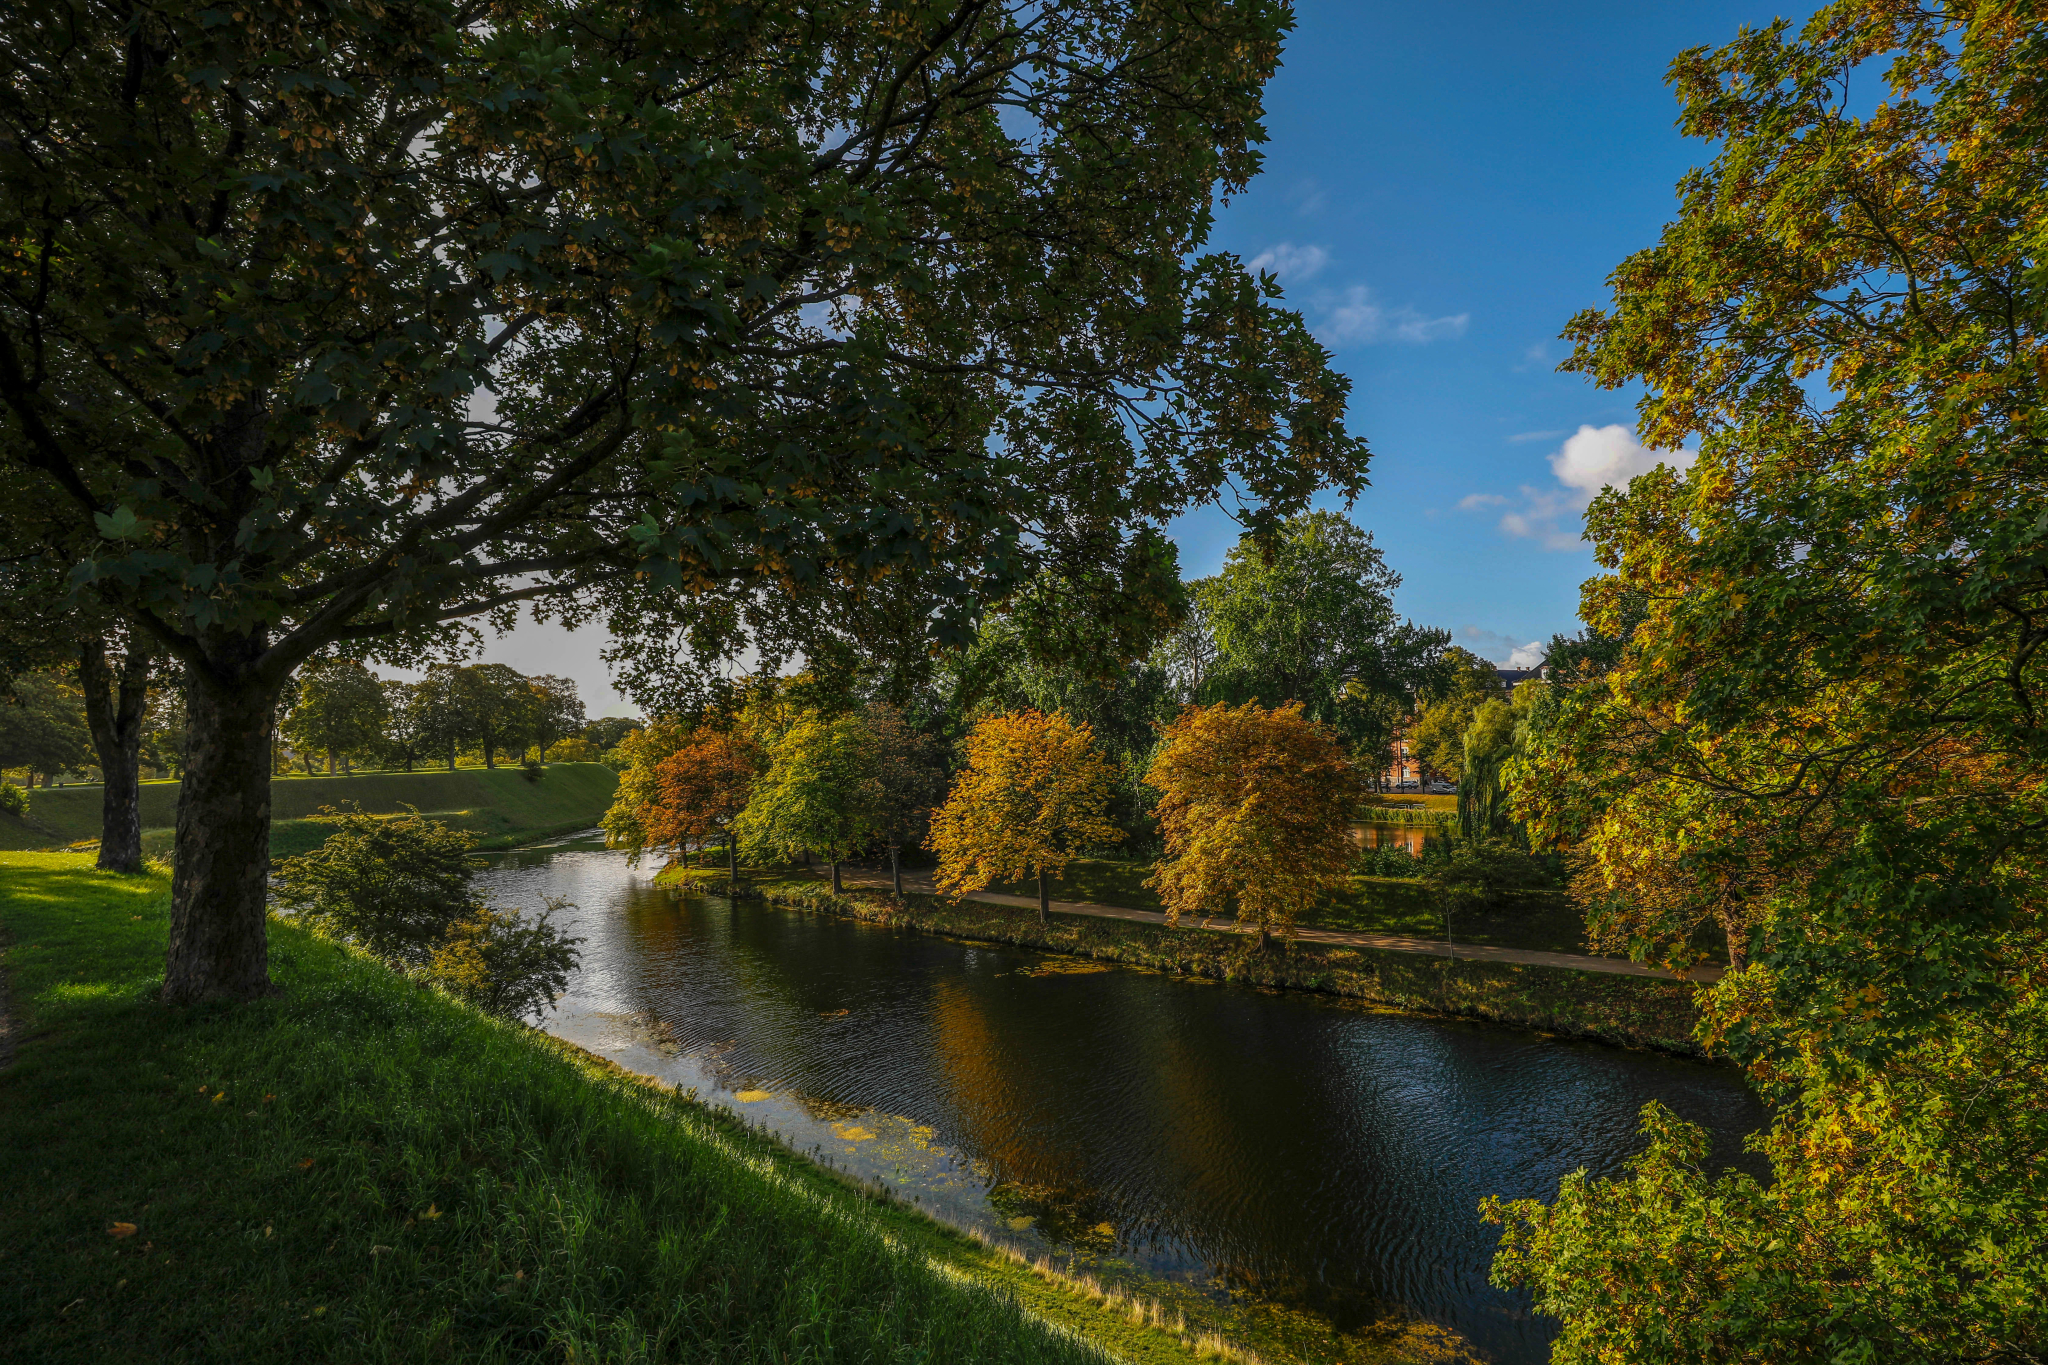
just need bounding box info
[819,867,1723,984]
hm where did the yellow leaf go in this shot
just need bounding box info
[109,1222,137,1238]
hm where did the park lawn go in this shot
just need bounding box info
[1,765,617,858]
[0,851,1214,1365]
[984,857,1593,956]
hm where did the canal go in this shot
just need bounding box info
[479,837,1765,1364]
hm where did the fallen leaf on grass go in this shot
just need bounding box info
[211,1092,226,1104]
[419,1204,442,1220]
[370,1245,393,1258]
[108,1223,137,1238]
[296,1158,315,1170]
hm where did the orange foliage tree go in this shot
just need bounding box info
[929,710,1123,924]
[599,719,757,875]
[649,728,759,880]
[1146,700,1360,946]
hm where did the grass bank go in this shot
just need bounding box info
[0,765,617,859]
[686,871,1707,1057]
[0,850,1366,1365]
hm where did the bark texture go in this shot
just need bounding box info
[78,635,151,874]
[162,639,278,1004]
[1037,869,1050,927]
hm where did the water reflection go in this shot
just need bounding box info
[1356,823,1435,854]
[481,842,1764,1364]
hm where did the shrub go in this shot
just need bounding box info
[0,782,28,817]
[521,757,545,783]
[1356,841,1424,878]
[1421,837,1552,914]
[427,899,580,1021]
[273,805,581,1020]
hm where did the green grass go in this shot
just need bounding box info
[985,856,1595,956]
[0,851,1264,1365]
[2,765,618,858]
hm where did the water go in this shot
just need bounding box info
[480,838,1766,1364]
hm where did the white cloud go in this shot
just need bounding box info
[1513,341,1555,373]
[1548,423,1692,497]
[1477,424,1696,552]
[1247,242,1329,284]
[1507,429,1564,443]
[1458,625,1547,668]
[1314,285,1468,347]
[1457,492,1508,509]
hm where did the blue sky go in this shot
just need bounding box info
[1174,0,1819,667]
[475,0,1814,714]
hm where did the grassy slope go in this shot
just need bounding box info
[1,765,617,857]
[987,856,1593,956]
[713,871,1706,1056]
[0,852,1264,1365]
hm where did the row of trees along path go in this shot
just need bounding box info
[621,696,1715,978]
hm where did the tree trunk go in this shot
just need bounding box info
[447,741,457,772]
[79,635,151,874]
[1719,908,1746,973]
[163,645,279,1005]
[727,835,737,883]
[831,860,843,894]
[891,845,902,898]
[326,749,336,775]
[482,730,495,769]
[1037,868,1049,927]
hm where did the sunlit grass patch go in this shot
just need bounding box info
[0,851,1209,1365]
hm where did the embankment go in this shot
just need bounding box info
[0,850,1322,1365]
[0,764,617,858]
[704,873,1706,1056]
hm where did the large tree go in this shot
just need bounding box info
[0,670,91,786]
[929,709,1123,924]
[1488,6,2048,1359]
[1405,645,1504,783]
[1145,700,1359,947]
[865,702,948,897]
[281,659,389,774]
[1195,511,1446,768]
[0,0,1368,1003]
[734,713,876,893]
[527,675,585,762]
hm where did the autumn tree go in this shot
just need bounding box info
[598,719,694,862]
[0,0,1368,1005]
[650,728,759,881]
[1487,8,2048,1359]
[1145,701,1359,947]
[735,714,877,893]
[930,711,1124,925]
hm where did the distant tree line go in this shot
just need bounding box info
[277,662,613,775]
